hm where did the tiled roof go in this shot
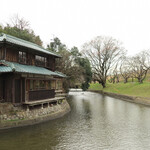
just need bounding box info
[0,33,61,57]
[0,66,12,73]
[0,60,65,77]
[55,71,67,78]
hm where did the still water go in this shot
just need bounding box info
[1,91,150,150]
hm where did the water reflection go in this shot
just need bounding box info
[1,91,150,149]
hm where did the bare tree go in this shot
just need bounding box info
[120,57,131,83]
[108,64,120,84]
[107,70,115,83]
[10,14,30,30]
[82,36,126,88]
[113,64,120,83]
[129,50,150,83]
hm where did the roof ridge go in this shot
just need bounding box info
[0,33,61,57]
[4,33,44,48]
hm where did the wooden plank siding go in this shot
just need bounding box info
[0,73,24,103]
[3,74,13,102]
[6,48,18,62]
[0,47,5,60]
[27,53,35,65]
[48,56,55,71]
[3,47,56,71]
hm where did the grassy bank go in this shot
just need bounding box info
[89,82,150,98]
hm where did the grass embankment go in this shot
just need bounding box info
[89,82,150,98]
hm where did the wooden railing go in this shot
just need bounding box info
[29,89,55,101]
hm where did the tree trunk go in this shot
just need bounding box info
[140,80,143,83]
[132,77,134,82]
[116,77,119,83]
[138,78,143,83]
[124,78,127,83]
[102,82,106,88]
[112,77,115,84]
[102,79,106,88]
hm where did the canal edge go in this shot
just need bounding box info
[88,90,150,107]
[0,100,71,130]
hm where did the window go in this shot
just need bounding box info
[35,80,40,89]
[29,80,48,90]
[27,79,55,91]
[35,55,47,67]
[47,81,51,89]
[19,51,26,64]
[39,80,45,89]
[56,80,62,90]
[51,80,56,89]
[30,80,34,90]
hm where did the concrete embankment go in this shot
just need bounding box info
[88,89,150,107]
[0,99,70,130]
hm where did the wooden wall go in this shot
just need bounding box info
[2,74,26,103]
[4,46,56,71]
[0,75,13,102]
[48,56,55,71]
[27,53,35,65]
[0,47,5,60]
[6,48,18,62]
[3,74,13,102]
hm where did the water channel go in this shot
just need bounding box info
[1,91,150,150]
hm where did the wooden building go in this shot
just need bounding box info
[0,33,66,107]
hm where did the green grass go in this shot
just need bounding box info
[89,81,150,98]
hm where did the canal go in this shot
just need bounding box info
[0,91,150,150]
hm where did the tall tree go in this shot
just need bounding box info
[108,64,120,84]
[47,38,85,91]
[129,50,150,83]
[78,58,92,90]
[70,46,92,90]
[47,37,66,52]
[70,46,82,60]
[82,36,126,88]
[56,48,84,91]
[120,57,131,83]
[0,15,43,46]
[10,14,30,30]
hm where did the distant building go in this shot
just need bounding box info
[0,33,66,108]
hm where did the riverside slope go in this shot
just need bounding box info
[88,89,150,107]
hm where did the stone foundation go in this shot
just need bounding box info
[0,99,70,129]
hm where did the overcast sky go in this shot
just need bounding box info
[1,0,150,55]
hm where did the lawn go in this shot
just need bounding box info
[89,81,150,98]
